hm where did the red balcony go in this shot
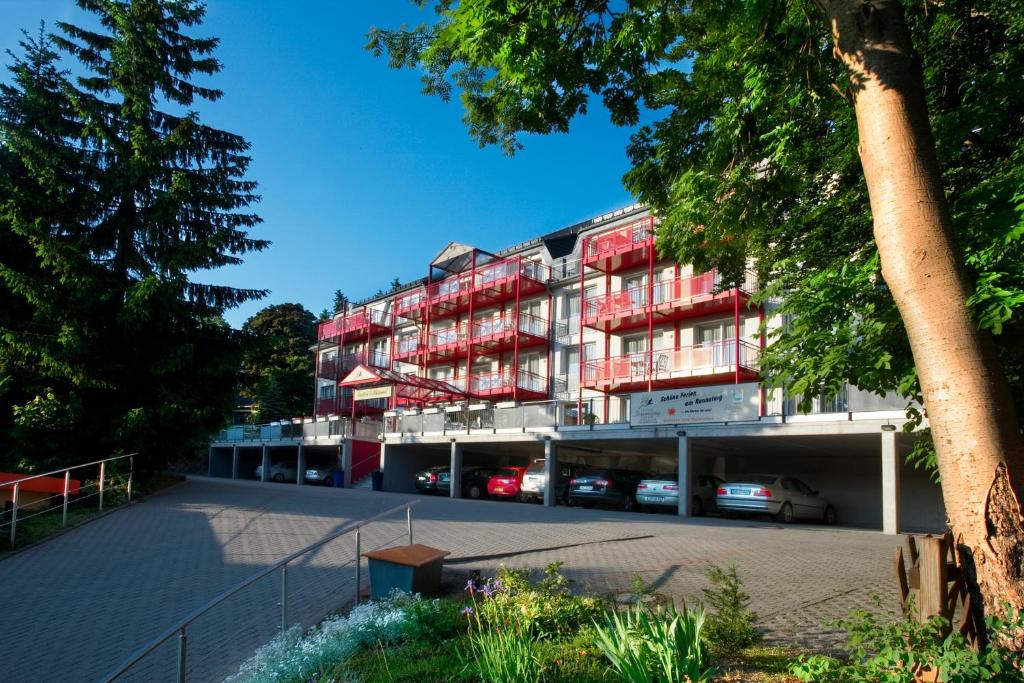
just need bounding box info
[395,287,429,321]
[314,392,387,418]
[318,308,392,344]
[392,335,423,363]
[581,219,656,273]
[317,350,390,381]
[409,256,550,320]
[469,368,548,401]
[471,312,549,355]
[424,323,470,365]
[582,342,760,392]
[582,270,755,333]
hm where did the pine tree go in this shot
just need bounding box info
[0,2,268,472]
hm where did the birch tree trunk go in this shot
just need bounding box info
[825,0,1024,628]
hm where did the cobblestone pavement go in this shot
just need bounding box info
[0,476,902,682]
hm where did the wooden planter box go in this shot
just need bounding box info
[362,544,450,600]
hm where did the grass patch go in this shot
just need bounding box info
[713,646,802,682]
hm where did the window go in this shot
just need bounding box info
[696,320,737,365]
[564,291,580,319]
[624,274,646,308]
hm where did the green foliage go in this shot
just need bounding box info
[369,0,1024,479]
[476,563,604,639]
[702,563,761,658]
[240,303,317,421]
[789,604,1024,683]
[0,1,266,473]
[592,603,714,683]
[460,613,542,683]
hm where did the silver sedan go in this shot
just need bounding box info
[715,475,836,524]
[636,473,723,516]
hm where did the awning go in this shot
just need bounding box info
[338,364,467,404]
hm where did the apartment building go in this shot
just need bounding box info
[213,204,944,533]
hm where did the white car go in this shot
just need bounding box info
[255,462,297,483]
[715,475,836,524]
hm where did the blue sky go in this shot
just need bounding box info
[0,1,640,327]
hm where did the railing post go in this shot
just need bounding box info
[281,564,289,630]
[99,461,106,511]
[406,506,413,545]
[127,455,134,505]
[62,471,71,527]
[9,482,19,546]
[354,528,361,606]
[176,628,187,683]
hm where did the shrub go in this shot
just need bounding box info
[226,590,446,683]
[472,563,604,639]
[790,604,1024,683]
[701,563,761,658]
[592,603,714,683]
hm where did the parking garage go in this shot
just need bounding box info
[379,419,946,533]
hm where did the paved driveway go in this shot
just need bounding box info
[0,476,901,682]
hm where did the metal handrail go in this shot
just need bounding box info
[2,453,137,546]
[0,452,136,489]
[105,499,419,682]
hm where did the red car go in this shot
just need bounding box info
[487,466,528,499]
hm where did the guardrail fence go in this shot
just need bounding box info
[105,501,419,683]
[1,453,136,549]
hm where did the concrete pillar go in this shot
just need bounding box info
[543,438,558,507]
[208,446,214,477]
[231,445,239,479]
[296,444,305,486]
[677,434,692,518]
[881,428,900,535]
[450,440,463,499]
[260,445,270,482]
[341,439,353,488]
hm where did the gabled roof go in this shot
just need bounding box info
[430,242,497,274]
[338,364,466,403]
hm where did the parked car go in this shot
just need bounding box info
[715,475,836,524]
[457,466,501,499]
[303,466,334,486]
[414,465,451,494]
[255,462,297,483]
[637,473,724,515]
[568,468,649,511]
[519,461,587,503]
[486,466,528,500]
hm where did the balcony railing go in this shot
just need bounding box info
[470,311,548,343]
[317,350,389,379]
[469,368,548,398]
[428,323,469,349]
[581,219,654,269]
[583,341,760,388]
[393,336,422,360]
[582,270,756,328]
[214,417,384,442]
[395,288,428,317]
[318,309,392,342]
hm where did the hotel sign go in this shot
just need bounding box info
[353,386,393,401]
[630,383,760,426]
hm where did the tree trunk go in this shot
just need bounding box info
[826,0,1024,629]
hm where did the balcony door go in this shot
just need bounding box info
[623,334,648,378]
[624,274,646,309]
[696,321,736,366]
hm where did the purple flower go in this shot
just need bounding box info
[465,579,476,592]
[462,606,474,615]
[481,584,493,598]
[493,579,505,592]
